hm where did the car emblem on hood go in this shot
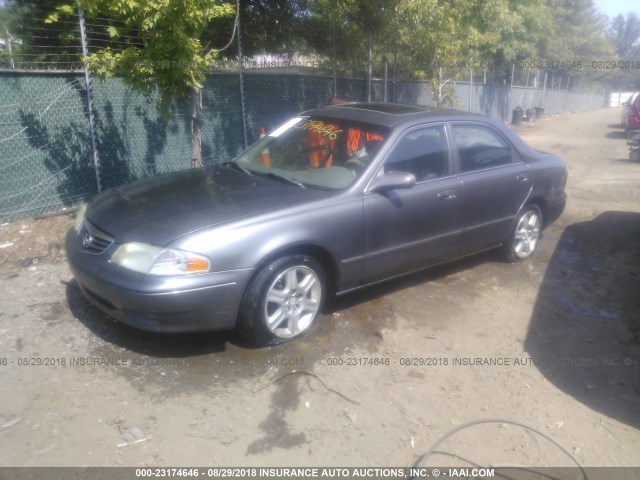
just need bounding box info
[81,232,94,249]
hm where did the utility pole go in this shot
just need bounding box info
[332,0,337,98]
[367,32,372,102]
[5,30,22,69]
[78,10,102,193]
[383,57,388,103]
[6,31,14,69]
[469,59,473,112]
[237,8,248,149]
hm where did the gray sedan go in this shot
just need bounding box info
[66,103,567,345]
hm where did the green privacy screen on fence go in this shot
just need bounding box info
[0,72,356,222]
[0,71,603,223]
[0,73,95,221]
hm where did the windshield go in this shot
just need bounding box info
[235,116,390,189]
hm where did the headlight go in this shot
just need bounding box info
[74,203,87,232]
[110,242,210,276]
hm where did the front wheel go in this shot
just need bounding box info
[237,255,325,346]
[503,205,542,262]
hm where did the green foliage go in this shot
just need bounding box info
[46,0,235,107]
[500,0,553,63]
[392,0,521,104]
[396,0,518,67]
[607,13,640,89]
[1,0,81,65]
[299,0,401,77]
[610,13,640,58]
[5,0,635,95]
[228,0,311,56]
[546,0,613,61]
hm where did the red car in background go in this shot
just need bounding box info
[621,93,640,133]
[621,93,640,162]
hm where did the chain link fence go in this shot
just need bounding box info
[0,72,355,222]
[0,8,607,223]
[0,70,605,223]
[0,73,93,221]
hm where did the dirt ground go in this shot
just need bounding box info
[0,108,639,470]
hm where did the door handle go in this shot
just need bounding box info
[516,174,530,182]
[437,190,457,200]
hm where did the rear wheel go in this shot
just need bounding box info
[503,205,542,262]
[237,255,325,346]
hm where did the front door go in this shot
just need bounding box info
[362,125,463,283]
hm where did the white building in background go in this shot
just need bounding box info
[609,92,637,107]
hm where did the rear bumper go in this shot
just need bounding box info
[66,228,253,332]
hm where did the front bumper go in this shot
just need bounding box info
[65,228,254,332]
[627,117,640,131]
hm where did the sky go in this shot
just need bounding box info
[592,0,640,19]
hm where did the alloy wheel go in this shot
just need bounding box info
[264,265,322,338]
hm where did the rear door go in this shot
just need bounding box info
[362,124,463,282]
[450,122,532,251]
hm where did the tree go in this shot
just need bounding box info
[544,0,613,88]
[340,0,401,101]
[228,0,310,56]
[304,1,407,77]
[1,0,81,67]
[47,0,236,168]
[610,13,640,58]
[395,0,520,105]
[489,0,554,84]
[608,13,640,89]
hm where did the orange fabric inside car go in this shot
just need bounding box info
[347,129,384,156]
[308,130,332,168]
[308,126,384,168]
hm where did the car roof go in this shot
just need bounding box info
[301,102,542,159]
[302,102,488,129]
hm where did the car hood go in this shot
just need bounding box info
[86,166,331,245]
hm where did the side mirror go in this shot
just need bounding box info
[368,171,416,193]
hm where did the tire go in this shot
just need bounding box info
[237,255,325,346]
[630,149,640,163]
[503,205,542,262]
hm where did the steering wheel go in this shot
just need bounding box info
[345,156,367,175]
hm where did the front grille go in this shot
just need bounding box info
[78,221,114,255]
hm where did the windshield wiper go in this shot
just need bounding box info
[255,171,306,188]
[223,160,253,175]
[224,162,306,188]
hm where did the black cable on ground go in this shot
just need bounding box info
[411,418,588,480]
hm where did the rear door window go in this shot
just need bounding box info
[451,125,514,173]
